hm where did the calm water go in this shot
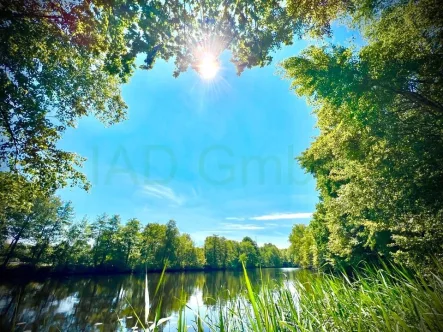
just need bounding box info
[0,268,301,331]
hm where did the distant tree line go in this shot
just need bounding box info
[0,194,292,272]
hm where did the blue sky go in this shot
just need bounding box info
[58,24,360,248]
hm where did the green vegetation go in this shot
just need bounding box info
[224,264,443,331]
[2,0,441,273]
[1,0,442,329]
[281,0,443,272]
[0,0,323,197]
[0,194,290,272]
[119,263,442,331]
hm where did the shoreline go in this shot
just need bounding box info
[0,264,299,281]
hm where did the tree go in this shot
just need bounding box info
[30,199,74,265]
[53,217,92,268]
[1,194,69,266]
[260,243,282,267]
[225,239,241,269]
[289,224,317,268]
[91,214,121,267]
[117,218,141,269]
[2,203,288,271]
[140,222,167,268]
[239,237,260,268]
[0,0,139,192]
[177,233,203,269]
[204,235,222,269]
[282,0,443,270]
[0,172,36,239]
[161,220,180,267]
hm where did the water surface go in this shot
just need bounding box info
[0,268,302,331]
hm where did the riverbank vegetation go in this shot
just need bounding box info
[113,263,442,331]
[280,0,443,274]
[0,0,443,329]
[0,194,291,273]
[186,264,443,331]
[1,0,442,275]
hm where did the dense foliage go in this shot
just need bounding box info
[0,195,290,271]
[1,0,442,274]
[0,0,330,199]
[284,0,443,271]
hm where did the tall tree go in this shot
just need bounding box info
[91,214,121,267]
[239,236,260,268]
[0,0,139,192]
[140,222,167,268]
[282,0,443,270]
[30,199,74,265]
[117,218,141,269]
[161,220,180,267]
[1,194,67,266]
[53,217,92,268]
[260,243,282,267]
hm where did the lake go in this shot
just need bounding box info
[0,268,302,331]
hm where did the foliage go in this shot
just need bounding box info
[282,0,443,271]
[288,224,317,268]
[0,0,135,192]
[1,195,289,271]
[259,243,283,268]
[0,0,337,197]
[0,172,36,240]
[2,0,442,275]
[1,195,74,267]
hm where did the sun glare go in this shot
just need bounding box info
[198,52,219,80]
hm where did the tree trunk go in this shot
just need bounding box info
[2,237,19,267]
[2,220,28,267]
[125,244,131,267]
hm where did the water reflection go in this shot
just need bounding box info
[0,268,301,331]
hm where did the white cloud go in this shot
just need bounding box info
[140,183,184,205]
[221,223,265,230]
[225,217,246,221]
[250,212,313,221]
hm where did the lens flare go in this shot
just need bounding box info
[198,52,219,80]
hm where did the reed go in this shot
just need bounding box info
[125,262,443,331]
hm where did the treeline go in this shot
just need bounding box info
[1,0,442,274]
[0,194,291,272]
[283,0,443,272]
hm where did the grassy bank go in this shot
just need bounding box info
[129,263,443,331]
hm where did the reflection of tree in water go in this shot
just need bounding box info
[202,268,297,306]
[0,269,301,331]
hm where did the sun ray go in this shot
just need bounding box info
[197,51,220,80]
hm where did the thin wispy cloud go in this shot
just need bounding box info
[250,212,313,221]
[140,183,185,205]
[221,223,265,230]
[225,217,246,221]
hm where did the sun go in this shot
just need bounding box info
[197,52,220,80]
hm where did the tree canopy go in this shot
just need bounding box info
[284,0,443,270]
[1,0,442,273]
[0,194,291,271]
[0,0,332,197]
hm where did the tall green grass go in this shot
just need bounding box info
[126,263,443,331]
